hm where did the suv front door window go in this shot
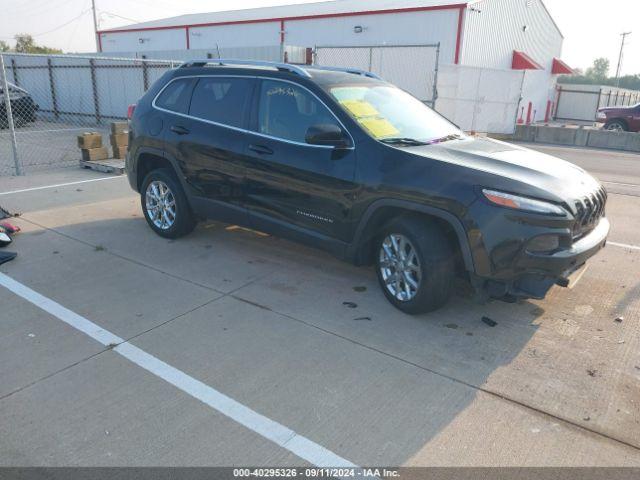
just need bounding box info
[257,80,343,145]
[244,79,357,241]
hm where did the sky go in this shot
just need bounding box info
[0,0,638,76]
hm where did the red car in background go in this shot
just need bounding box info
[596,103,640,132]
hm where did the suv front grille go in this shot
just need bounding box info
[572,187,607,240]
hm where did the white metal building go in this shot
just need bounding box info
[97,0,573,130]
[99,0,568,68]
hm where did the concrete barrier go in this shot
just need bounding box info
[534,126,577,146]
[497,125,640,153]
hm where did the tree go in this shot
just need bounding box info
[13,34,62,54]
[585,57,610,82]
[0,40,10,52]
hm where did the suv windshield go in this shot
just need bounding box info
[328,84,464,144]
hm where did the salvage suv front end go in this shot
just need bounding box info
[440,140,610,302]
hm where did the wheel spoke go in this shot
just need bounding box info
[394,279,402,298]
[379,258,394,269]
[398,237,407,261]
[403,279,412,297]
[382,243,396,262]
[390,235,400,256]
[403,271,418,289]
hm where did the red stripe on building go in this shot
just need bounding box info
[97,4,468,34]
[454,5,465,64]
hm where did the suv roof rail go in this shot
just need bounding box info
[307,65,382,80]
[180,59,312,78]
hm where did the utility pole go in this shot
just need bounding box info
[615,31,631,88]
[91,0,100,52]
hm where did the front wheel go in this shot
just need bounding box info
[375,218,454,314]
[604,120,627,132]
[140,168,196,239]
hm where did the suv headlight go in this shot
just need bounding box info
[482,189,566,215]
[596,111,607,120]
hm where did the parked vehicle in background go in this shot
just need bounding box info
[126,60,609,314]
[596,103,640,132]
[0,82,38,128]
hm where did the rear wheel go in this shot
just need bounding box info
[375,218,454,314]
[604,120,627,132]
[141,168,196,239]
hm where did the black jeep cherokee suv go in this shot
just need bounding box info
[126,60,609,314]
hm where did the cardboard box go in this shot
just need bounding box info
[110,133,128,148]
[110,122,129,135]
[112,145,127,159]
[81,147,109,162]
[77,132,102,149]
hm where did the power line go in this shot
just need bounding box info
[0,8,92,40]
[99,11,142,25]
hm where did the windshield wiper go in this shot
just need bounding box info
[380,137,429,146]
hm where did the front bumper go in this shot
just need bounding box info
[481,218,609,301]
[517,217,609,276]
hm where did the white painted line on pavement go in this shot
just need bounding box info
[609,241,640,251]
[0,272,359,470]
[0,176,122,196]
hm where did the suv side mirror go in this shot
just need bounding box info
[305,124,349,148]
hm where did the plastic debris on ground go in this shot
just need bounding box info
[0,205,11,220]
[482,316,498,327]
[0,222,20,234]
[0,251,17,265]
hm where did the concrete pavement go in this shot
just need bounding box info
[1,144,640,467]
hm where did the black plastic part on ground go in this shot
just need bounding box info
[0,205,11,220]
[0,251,17,265]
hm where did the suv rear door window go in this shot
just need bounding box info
[155,78,195,114]
[257,80,339,144]
[189,77,252,128]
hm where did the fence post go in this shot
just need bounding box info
[47,58,59,120]
[142,60,149,91]
[10,58,19,87]
[89,58,101,124]
[431,43,440,109]
[0,54,23,176]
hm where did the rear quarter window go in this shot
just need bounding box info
[155,78,195,114]
[189,77,253,128]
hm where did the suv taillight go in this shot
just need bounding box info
[127,104,136,120]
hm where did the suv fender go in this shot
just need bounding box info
[132,147,188,193]
[349,199,475,273]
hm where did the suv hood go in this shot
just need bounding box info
[403,137,601,202]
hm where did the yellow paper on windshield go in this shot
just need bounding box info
[358,118,399,138]
[340,100,379,118]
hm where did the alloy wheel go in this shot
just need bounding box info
[606,123,624,132]
[379,233,422,302]
[145,180,176,230]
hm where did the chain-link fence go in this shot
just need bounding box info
[314,44,440,107]
[0,53,179,176]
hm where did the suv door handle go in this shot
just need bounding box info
[248,144,274,156]
[170,125,190,135]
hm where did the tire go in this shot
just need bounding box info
[375,217,455,314]
[604,120,627,132]
[140,168,197,239]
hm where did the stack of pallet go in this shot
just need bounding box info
[110,122,129,159]
[77,132,108,161]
